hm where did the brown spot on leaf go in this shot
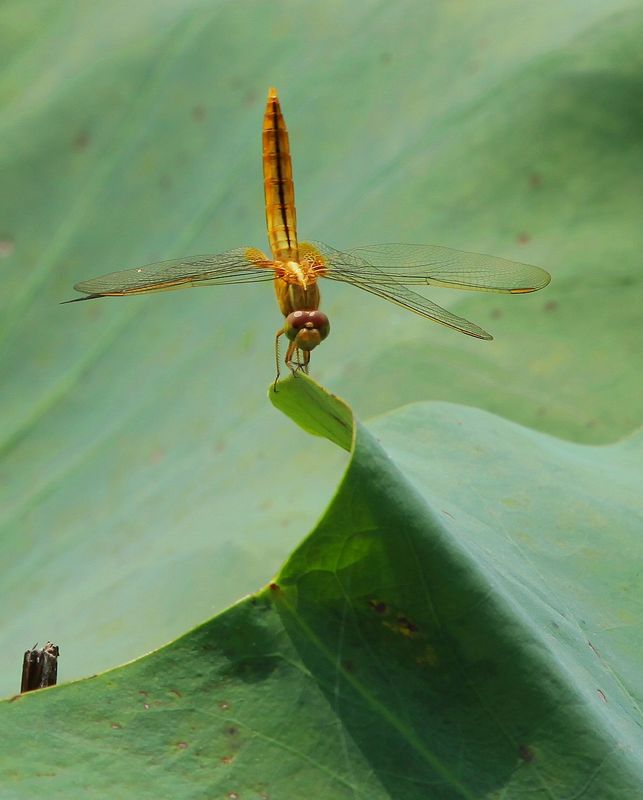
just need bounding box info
[368,599,387,614]
[225,726,239,737]
[228,792,239,800]
[176,741,188,749]
[170,688,182,698]
[110,722,122,729]
[529,173,542,189]
[243,88,258,106]
[397,615,418,635]
[518,744,534,762]
[149,448,165,464]
[220,754,234,765]
[490,308,502,320]
[0,238,15,258]
[380,52,392,65]
[73,131,90,151]
[269,582,279,592]
[543,300,558,312]
[517,232,530,244]
[192,105,206,122]
[218,701,230,711]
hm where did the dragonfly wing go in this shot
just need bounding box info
[325,268,493,339]
[71,248,277,298]
[312,241,550,294]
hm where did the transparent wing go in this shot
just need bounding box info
[69,248,277,299]
[313,241,550,294]
[298,241,492,338]
[305,249,491,340]
[343,279,492,339]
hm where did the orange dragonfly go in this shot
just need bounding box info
[66,88,550,380]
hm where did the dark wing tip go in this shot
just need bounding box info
[60,293,105,305]
[521,268,552,293]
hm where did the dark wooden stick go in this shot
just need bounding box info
[21,642,59,693]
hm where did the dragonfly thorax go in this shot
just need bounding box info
[277,259,322,288]
[284,260,305,282]
[274,259,321,317]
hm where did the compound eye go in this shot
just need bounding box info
[287,310,316,330]
[284,310,330,342]
[305,310,330,334]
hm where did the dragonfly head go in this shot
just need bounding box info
[284,309,330,351]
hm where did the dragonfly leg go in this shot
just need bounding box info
[283,340,309,376]
[274,330,309,389]
[297,348,310,374]
[273,328,285,392]
[286,347,309,377]
[284,340,298,374]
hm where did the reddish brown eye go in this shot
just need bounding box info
[312,312,330,341]
[287,310,312,331]
[284,310,330,342]
[287,309,328,330]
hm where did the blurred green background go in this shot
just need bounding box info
[1,0,641,696]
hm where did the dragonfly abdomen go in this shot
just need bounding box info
[263,88,298,262]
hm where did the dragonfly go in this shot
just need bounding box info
[66,87,550,382]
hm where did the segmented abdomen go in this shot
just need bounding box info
[263,88,298,262]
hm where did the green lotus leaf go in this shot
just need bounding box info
[2,376,640,797]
